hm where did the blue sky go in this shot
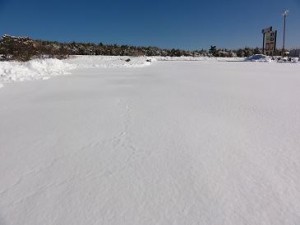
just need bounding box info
[0,0,299,50]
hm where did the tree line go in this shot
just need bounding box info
[0,34,267,61]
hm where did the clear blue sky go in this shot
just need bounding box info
[0,0,299,50]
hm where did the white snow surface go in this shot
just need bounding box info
[1,59,300,225]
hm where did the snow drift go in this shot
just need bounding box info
[0,58,76,84]
[0,56,155,88]
[245,54,272,62]
[156,56,243,62]
[65,56,155,68]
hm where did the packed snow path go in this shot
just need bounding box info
[1,61,300,225]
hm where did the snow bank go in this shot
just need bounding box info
[245,54,272,62]
[155,56,244,62]
[291,57,299,63]
[0,58,76,84]
[66,56,156,69]
[0,56,155,88]
[245,55,300,63]
[277,57,299,63]
[156,56,211,61]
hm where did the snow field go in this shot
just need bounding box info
[0,58,300,225]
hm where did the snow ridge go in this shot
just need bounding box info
[0,56,155,88]
[0,58,76,84]
[65,56,155,69]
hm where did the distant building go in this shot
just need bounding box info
[289,49,300,57]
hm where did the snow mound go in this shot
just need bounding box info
[277,57,299,63]
[0,58,76,84]
[291,57,299,63]
[66,56,155,69]
[0,56,156,88]
[245,54,272,62]
[156,56,212,61]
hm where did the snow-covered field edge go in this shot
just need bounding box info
[1,55,299,88]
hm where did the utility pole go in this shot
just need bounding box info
[282,10,289,56]
[262,32,265,54]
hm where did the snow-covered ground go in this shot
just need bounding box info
[1,57,300,225]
